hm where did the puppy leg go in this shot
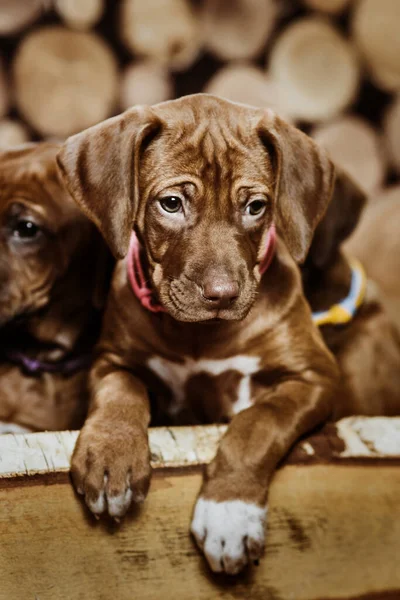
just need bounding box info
[71,357,151,519]
[191,375,337,575]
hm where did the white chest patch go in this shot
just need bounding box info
[146,354,260,415]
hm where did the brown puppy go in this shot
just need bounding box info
[0,142,110,433]
[304,174,400,417]
[57,94,392,575]
[345,192,400,333]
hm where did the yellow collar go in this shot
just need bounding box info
[312,258,367,327]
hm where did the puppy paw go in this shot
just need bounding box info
[190,497,267,575]
[70,421,151,519]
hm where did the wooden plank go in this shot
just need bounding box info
[0,418,400,599]
[1,417,400,479]
[1,464,400,599]
[0,424,228,478]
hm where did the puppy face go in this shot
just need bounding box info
[135,118,276,321]
[0,143,92,326]
[58,94,335,322]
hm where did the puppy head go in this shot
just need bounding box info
[58,94,334,322]
[0,142,94,326]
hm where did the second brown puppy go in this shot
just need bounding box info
[0,142,111,433]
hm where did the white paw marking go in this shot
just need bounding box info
[107,488,133,518]
[190,498,267,575]
[85,475,134,518]
[147,355,260,416]
[87,490,106,515]
[0,421,33,434]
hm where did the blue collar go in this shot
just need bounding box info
[312,258,367,327]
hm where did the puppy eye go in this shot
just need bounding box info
[12,219,41,240]
[159,196,182,213]
[245,199,267,217]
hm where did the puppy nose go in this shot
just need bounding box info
[201,276,239,308]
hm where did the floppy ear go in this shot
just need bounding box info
[307,167,366,269]
[56,106,161,259]
[258,113,335,263]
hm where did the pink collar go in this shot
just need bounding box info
[259,224,276,275]
[127,232,166,313]
[127,225,276,313]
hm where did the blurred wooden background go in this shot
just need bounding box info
[0,0,399,201]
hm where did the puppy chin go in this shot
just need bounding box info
[164,306,251,323]
[161,296,255,323]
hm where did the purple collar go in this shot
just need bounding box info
[3,349,92,376]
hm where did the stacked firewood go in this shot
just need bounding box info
[0,0,399,202]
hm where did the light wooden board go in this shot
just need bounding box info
[1,418,400,600]
[2,417,400,478]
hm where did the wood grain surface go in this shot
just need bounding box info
[1,418,400,599]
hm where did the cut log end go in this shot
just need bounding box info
[0,0,45,36]
[120,0,201,72]
[312,115,386,194]
[269,18,360,122]
[204,64,294,122]
[55,0,104,31]
[383,96,400,173]
[120,61,173,110]
[352,0,400,91]
[0,120,30,149]
[201,0,278,61]
[302,0,351,14]
[13,26,118,138]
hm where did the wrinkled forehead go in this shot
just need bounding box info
[0,142,60,174]
[0,144,58,190]
[0,143,80,221]
[142,119,272,189]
